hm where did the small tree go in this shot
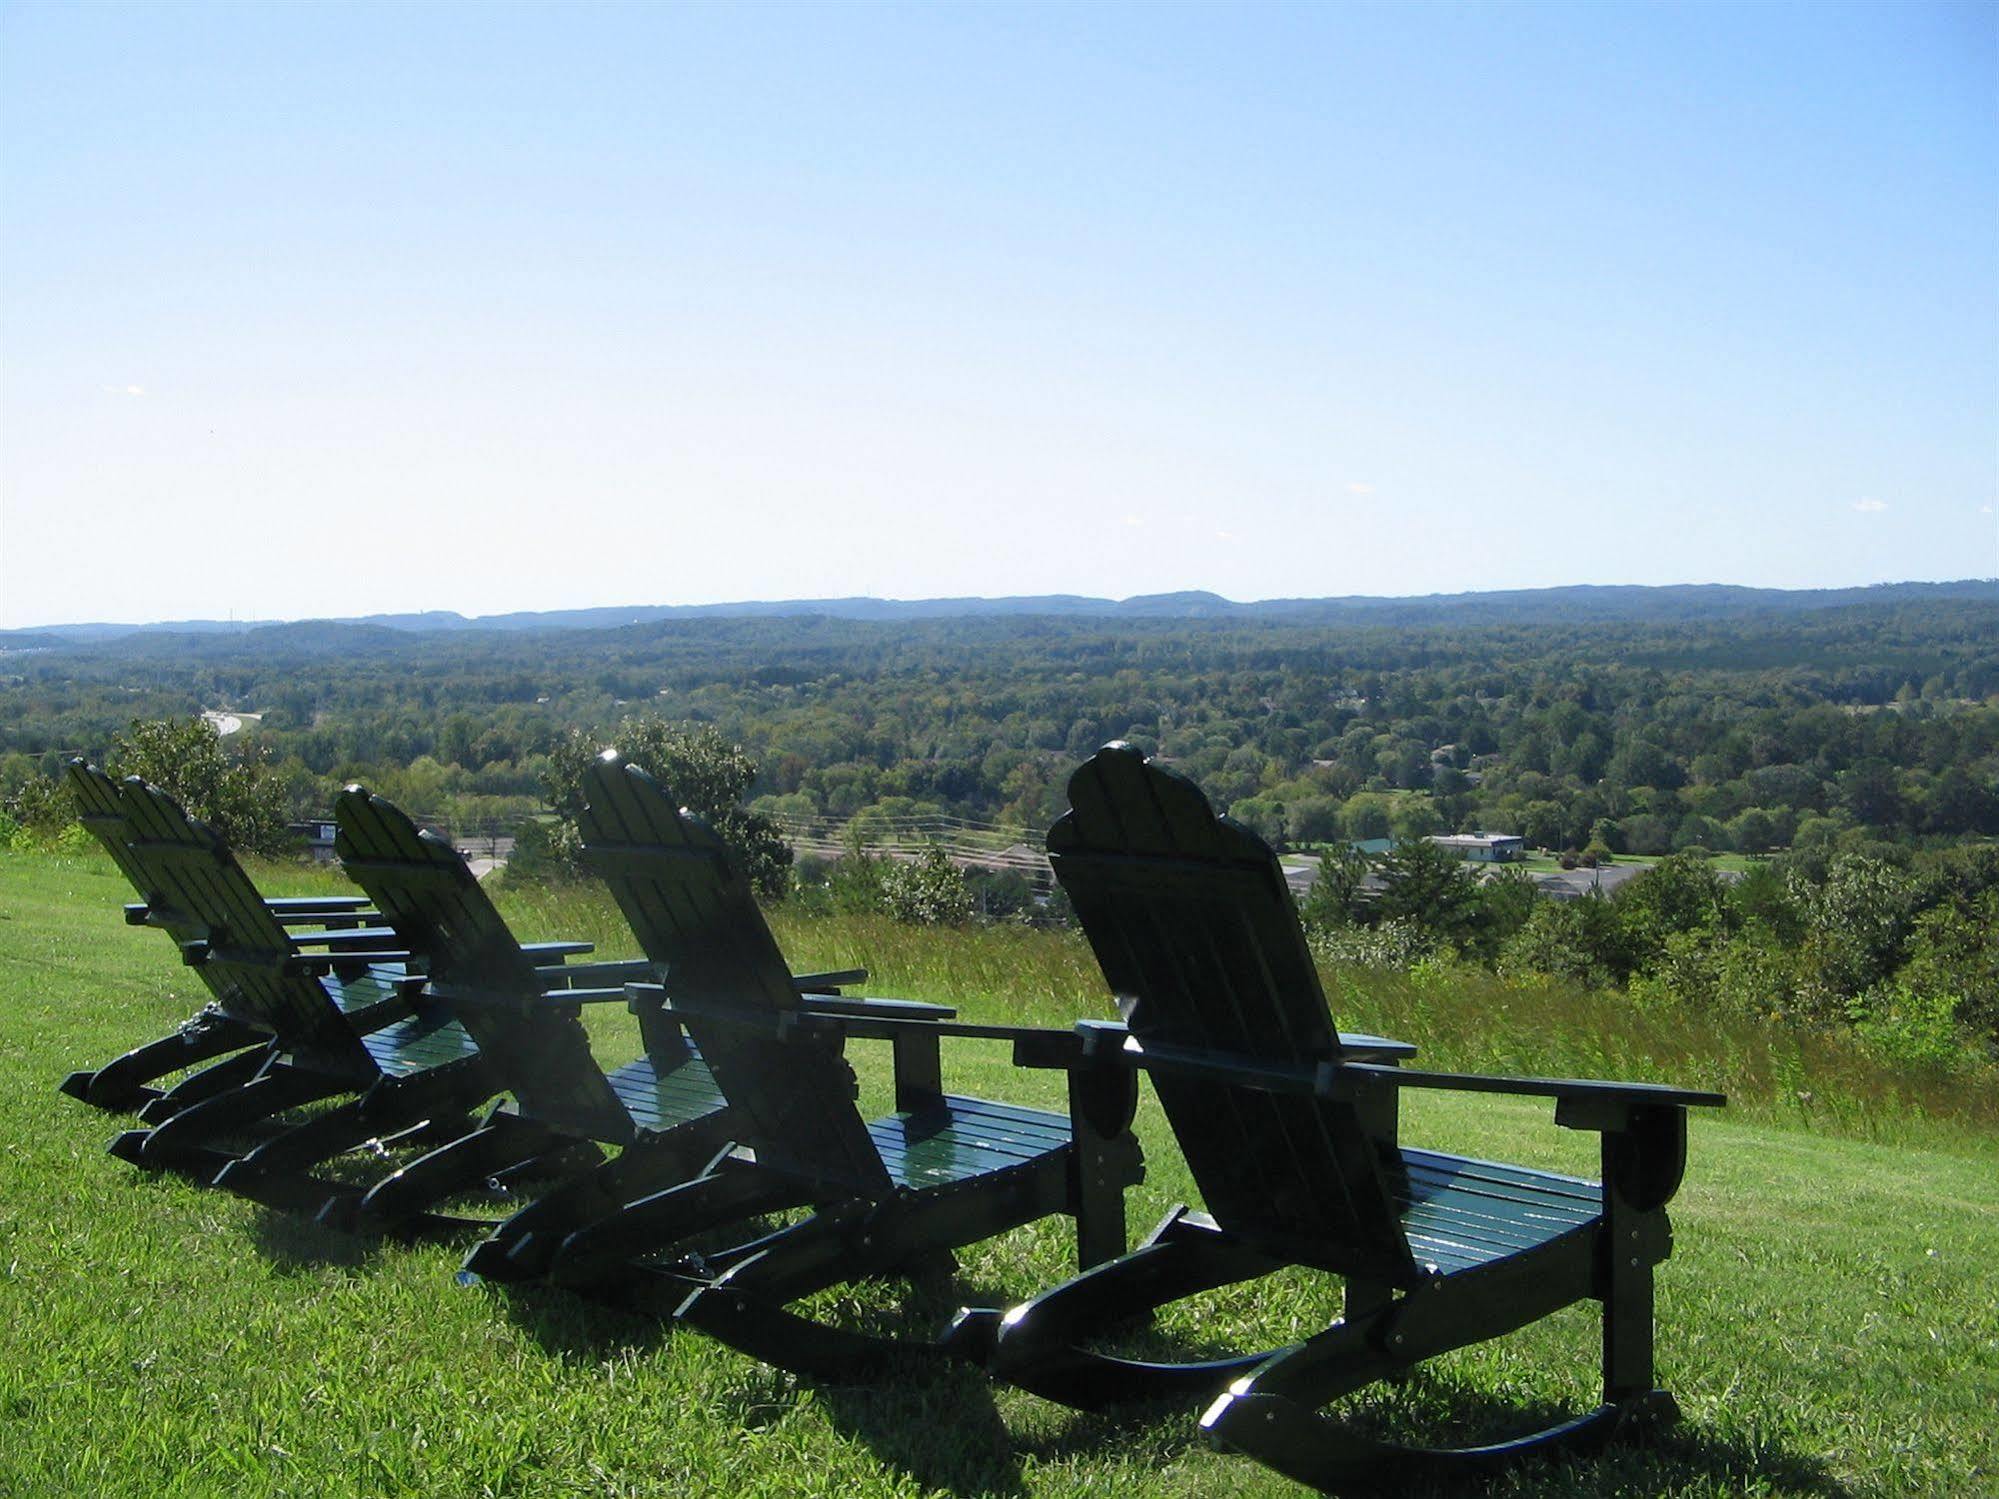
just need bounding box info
[109,716,293,855]
[1462,866,1540,961]
[1298,845,1371,933]
[1373,837,1480,951]
[540,715,792,897]
[1615,852,1733,975]
[1501,892,1633,989]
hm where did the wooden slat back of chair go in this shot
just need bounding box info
[113,777,376,1075]
[579,756,892,1194]
[1051,744,1417,1282]
[67,761,173,914]
[333,788,633,1140]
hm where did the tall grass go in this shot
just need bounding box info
[469,869,1999,1141]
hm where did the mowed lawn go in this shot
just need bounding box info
[1,850,1994,1498]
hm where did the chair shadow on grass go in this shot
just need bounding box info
[482,1267,686,1361]
[247,1206,391,1273]
[1001,1367,1852,1499]
[802,1275,1850,1499]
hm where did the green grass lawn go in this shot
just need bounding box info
[1,849,1994,1497]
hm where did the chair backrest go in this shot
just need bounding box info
[1050,743,1415,1281]
[67,761,197,938]
[111,775,376,1075]
[333,788,633,1140]
[578,754,892,1194]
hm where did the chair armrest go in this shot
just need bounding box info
[1326,1062,1726,1113]
[424,979,636,1015]
[1077,1026,1322,1092]
[622,983,957,1034]
[536,958,659,988]
[264,896,372,911]
[790,967,868,992]
[186,942,414,977]
[1075,1018,1415,1065]
[288,927,405,951]
[126,902,199,929]
[1071,1027,1724,1117]
[521,940,594,960]
[796,994,956,1023]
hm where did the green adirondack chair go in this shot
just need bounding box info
[955,744,1725,1489]
[311,787,786,1255]
[505,752,1151,1377]
[95,776,505,1211]
[317,786,955,1274]
[58,760,383,1112]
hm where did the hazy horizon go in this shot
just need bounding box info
[7,575,1994,637]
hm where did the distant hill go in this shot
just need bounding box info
[5,579,1994,648]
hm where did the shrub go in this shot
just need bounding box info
[539,715,792,897]
[109,717,294,855]
[875,846,975,925]
[1850,983,1972,1070]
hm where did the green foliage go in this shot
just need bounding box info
[1307,917,1431,969]
[1614,852,1735,975]
[1787,854,1921,1018]
[540,714,793,897]
[1297,845,1371,933]
[875,846,976,925]
[1895,893,1999,1052]
[108,716,294,854]
[1501,893,1633,989]
[963,866,1039,923]
[1849,982,1972,1070]
[1372,837,1481,951]
[1462,866,1539,960]
[3,771,79,847]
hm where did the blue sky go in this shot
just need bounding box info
[2,1,1993,627]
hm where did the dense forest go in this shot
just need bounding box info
[4,584,1997,862]
[6,583,1997,1065]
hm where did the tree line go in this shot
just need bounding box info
[4,596,1996,867]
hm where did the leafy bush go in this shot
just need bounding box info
[1500,892,1633,989]
[1850,983,1972,1070]
[875,846,975,926]
[537,714,792,897]
[108,717,294,855]
[1307,918,1431,969]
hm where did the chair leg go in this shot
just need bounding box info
[1066,1064,1142,1270]
[1203,1237,1625,1488]
[115,1068,355,1177]
[956,1207,1289,1407]
[214,1072,492,1199]
[62,1012,266,1112]
[674,1216,954,1382]
[318,1113,565,1235]
[136,1044,276,1123]
[465,1130,725,1281]
[545,1159,813,1289]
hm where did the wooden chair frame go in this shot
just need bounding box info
[58,760,382,1112]
[515,753,1157,1379]
[951,744,1724,1488]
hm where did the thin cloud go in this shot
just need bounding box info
[1121,513,1145,528]
[1215,528,1235,541]
[1345,481,1374,496]
[102,384,146,397]
[1851,497,1888,513]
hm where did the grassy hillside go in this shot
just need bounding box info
[1,849,1994,1497]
